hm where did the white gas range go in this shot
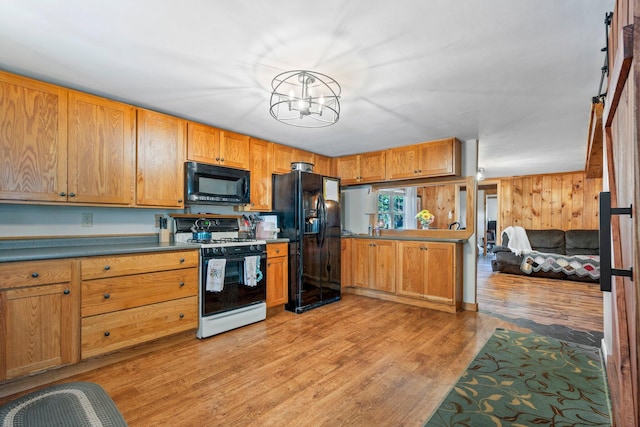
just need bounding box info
[173,215,267,339]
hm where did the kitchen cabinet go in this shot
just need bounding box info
[247,138,273,211]
[187,122,249,170]
[386,138,461,180]
[136,109,186,208]
[336,151,386,185]
[0,259,80,381]
[341,238,352,286]
[313,154,334,177]
[352,239,395,292]
[80,250,198,359]
[272,144,316,174]
[0,71,68,203]
[266,243,288,308]
[396,241,462,311]
[68,91,136,205]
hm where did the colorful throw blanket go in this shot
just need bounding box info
[520,251,600,280]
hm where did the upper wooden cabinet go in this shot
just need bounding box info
[68,91,136,205]
[0,71,68,203]
[386,138,461,181]
[336,151,386,185]
[136,109,186,208]
[247,138,273,211]
[272,143,316,174]
[313,154,334,177]
[187,123,250,170]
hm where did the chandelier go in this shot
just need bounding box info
[270,70,341,128]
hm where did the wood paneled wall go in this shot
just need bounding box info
[418,183,456,229]
[498,171,602,232]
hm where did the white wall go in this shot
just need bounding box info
[341,186,374,234]
[0,204,237,238]
[462,139,478,305]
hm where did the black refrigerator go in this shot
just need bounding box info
[273,170,341,313]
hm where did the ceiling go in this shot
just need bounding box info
[0,1,613,179]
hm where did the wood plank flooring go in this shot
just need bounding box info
[0,256,604,426]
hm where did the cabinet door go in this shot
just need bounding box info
[424,242,454,300]
[272,143,294,174]
[136,109,186,207]
[359,151,386,183]
[293,148,314,165]
[371,240,395,292]
[0,71,68,202]
[418,138,461,177]
[266,255,287,307]
[187,122,220,164]
[396,242,427,297]
[248,138,273,211]
[341,238,352,286]
[352,239,372,288]
[0,273,79,381]
[220,131,250,170]
[313,154,334,177]
[68,91,135,205]
[386,145,419,181]
[336,155,360,185]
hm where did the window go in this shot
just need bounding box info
[377,190,405,229]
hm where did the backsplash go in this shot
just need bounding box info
[0,204,237,238]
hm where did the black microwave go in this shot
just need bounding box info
[185,161,250,205]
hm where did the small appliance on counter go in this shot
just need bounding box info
[256,214,280,240]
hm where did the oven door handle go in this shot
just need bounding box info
[206,254,266,263]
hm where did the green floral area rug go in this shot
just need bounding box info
[425,328,611,426]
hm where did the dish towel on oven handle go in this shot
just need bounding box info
[244,255,262,287]
[206,258,226,292]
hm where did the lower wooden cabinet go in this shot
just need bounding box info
[346,239,462,313]
[0,259,80,381]
[80,250,199,359]
[266,243,288,308]
[352,239,396,293]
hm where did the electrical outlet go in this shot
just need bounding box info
[155,214,164,228]
[81,213,93,227]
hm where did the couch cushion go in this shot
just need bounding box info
[565,229,599,256]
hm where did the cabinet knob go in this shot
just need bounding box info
[179,282,185,287]
[68,192,76,197]
[178,199,183,203]
[31,272,39,278]
[216,157,220,161]
[59,192,66,197]
[220,158,224,162]
[63,289,70,295]
[179,313,185,319]
[275,249,280,254]
[103,293,110,299]
[414,170,418,174]
[104,265,111,271]
[104,331,110,337]
[267,262,271,267]
[180,258,185,263]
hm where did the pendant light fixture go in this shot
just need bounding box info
[270,70,341,128]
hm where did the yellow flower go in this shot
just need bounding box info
[415,209,434,222]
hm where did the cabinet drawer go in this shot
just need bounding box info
[81,268,198,317]
[0,259,73,290]
[81,296,198,359]
[81,250,199,279]
[267,243,287,258]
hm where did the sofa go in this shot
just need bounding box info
[492,229,600,283]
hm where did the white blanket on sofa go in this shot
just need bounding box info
[503,226,532,256]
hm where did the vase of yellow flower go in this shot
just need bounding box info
[415,209,435,229]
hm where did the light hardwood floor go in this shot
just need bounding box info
[0,258,604,426]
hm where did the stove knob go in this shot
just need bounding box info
[212,247,221,255]
[220,247,226,254]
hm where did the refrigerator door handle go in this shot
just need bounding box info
[319,193,327,247]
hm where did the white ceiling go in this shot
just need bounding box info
[0,0,613,179]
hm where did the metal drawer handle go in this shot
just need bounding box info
[31,272,39,278]
[104,265,111,271]
[104,331,110,337]
[103,293,110,299]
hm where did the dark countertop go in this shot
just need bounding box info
[0,235,200,263]
[342,234,468,243]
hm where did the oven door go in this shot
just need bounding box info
[201,253,267,317]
